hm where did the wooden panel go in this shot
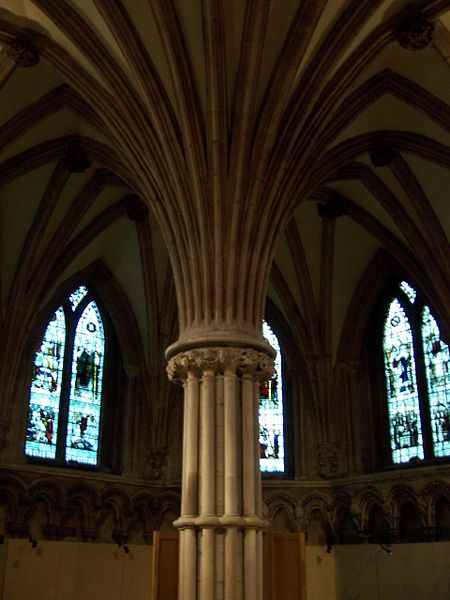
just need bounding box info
[152,531,179,600]
[2,539,153,600]
[271,532,306,600]
[263,531,273,600]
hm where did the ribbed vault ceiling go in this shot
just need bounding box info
[0,0,449,378]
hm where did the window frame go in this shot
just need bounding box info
[24,284,124,472]
[378,279,450,467]
[260,315,295,478]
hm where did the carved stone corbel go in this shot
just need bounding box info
[6,38,40,67]
[317,441,341,479]
[146,445,169,480]
[395,14,435,50]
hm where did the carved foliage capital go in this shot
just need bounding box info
[167,346,274,382]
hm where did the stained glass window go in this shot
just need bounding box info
[25,307,66,460]
[66,302,104,465]
[69,285,88,311]
[260,321,284,472]
[421,306,450,458]
[25,286,106,467]
[400,281,416,303]
[382,281,450,464]
[383,298,423,463]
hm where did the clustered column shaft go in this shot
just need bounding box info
[167,345,274,600]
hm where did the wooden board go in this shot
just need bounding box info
[152,531,179,600]
[271,532,307,600]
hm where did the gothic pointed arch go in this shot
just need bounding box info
[380,279,450,465]
[22,262,145,473]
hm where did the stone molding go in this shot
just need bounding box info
[0,470,180,543]
[173,514,268,531]
[167,346,274,382]
[1,469,449,544]
[262,475,450,543]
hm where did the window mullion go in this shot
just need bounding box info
[56,306,75,463]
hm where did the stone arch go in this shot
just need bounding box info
[366,503,392,544]
[385,484,420,523]
[265,492,299,532]
[331,495,362,545]
[387,485,426,542]
[0,475,26,525]
[98,488,133,543]
[301,493,332,545]
[353,485,386,532]
[131,492,157,543]
[153,491,181,531]
[421,480,450,540]
[27,479,64,538]
[434,497,450,541]
[60,484,100,539]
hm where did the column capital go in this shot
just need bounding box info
[167,346,274,383]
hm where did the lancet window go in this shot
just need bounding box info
[383,281,450,464]
[25,285,106,467]
[260,320,284,472]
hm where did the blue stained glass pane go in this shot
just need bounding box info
[69,285,88,311]
[260,321,284,472]
[383,298,424,463]
[422,306,450,457]
[400,281,416,303]
[25,307,66,460]
[65,301,104,465]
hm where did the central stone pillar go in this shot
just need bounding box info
[167,342,274,600]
